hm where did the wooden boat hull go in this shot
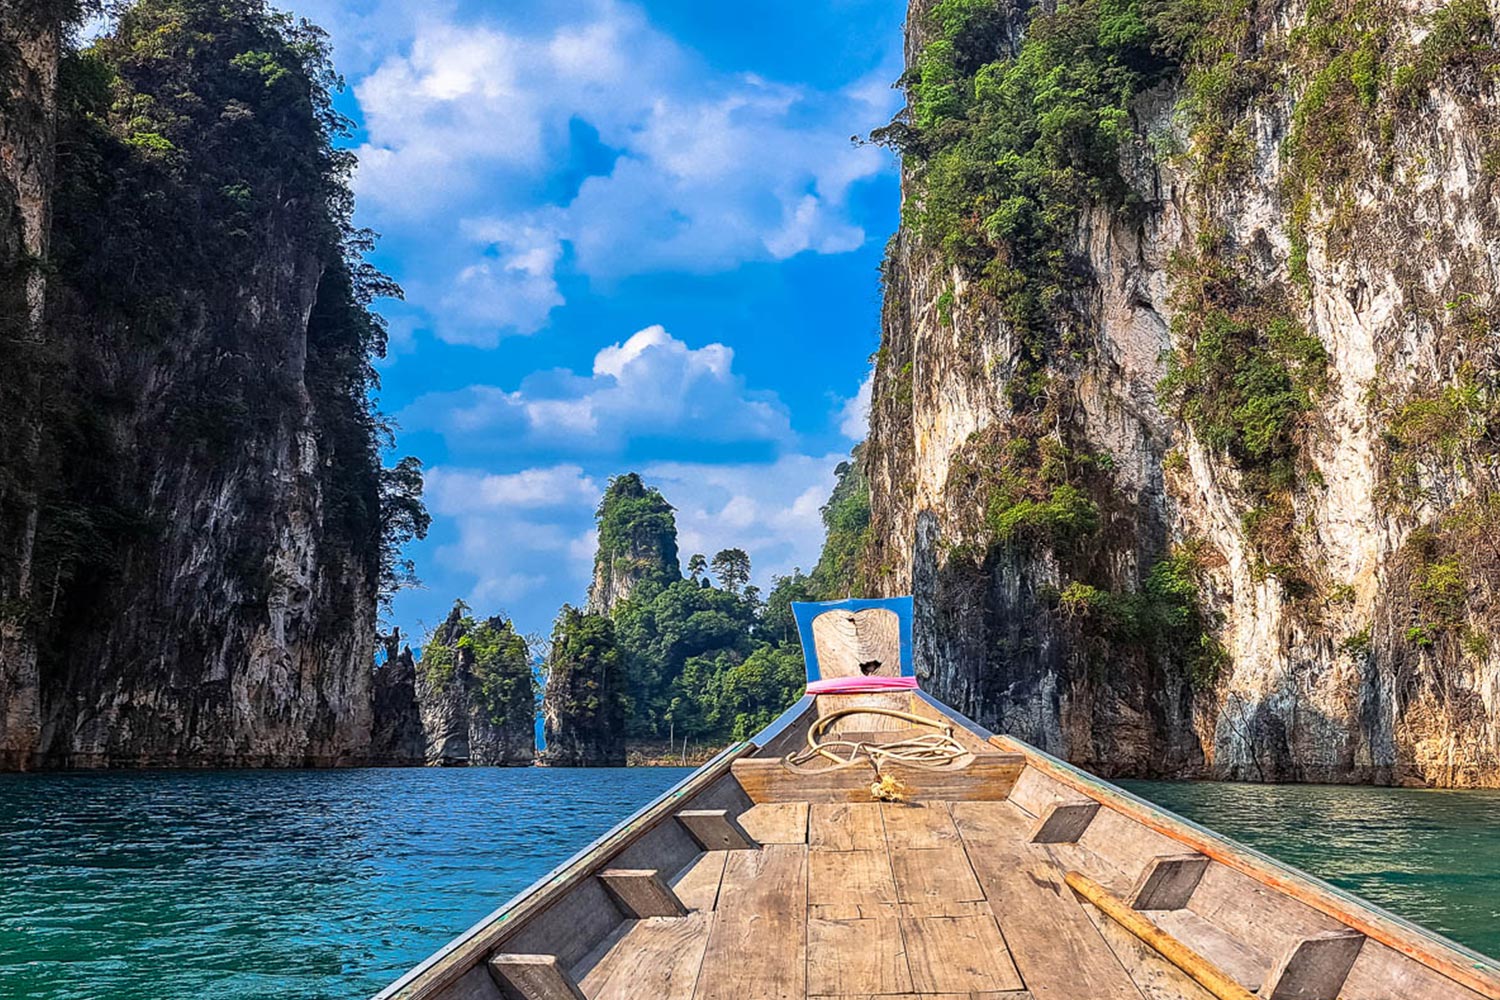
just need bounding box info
[374,600,1500,1000]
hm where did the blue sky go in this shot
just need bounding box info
[290,0,906,641]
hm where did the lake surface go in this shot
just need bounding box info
[0,769,1496,1000]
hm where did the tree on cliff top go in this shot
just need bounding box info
[590,472,681,610]
[419,600,535,724]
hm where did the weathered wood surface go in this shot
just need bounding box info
[890,843,983,904]
[596,868,686,918]
[1078,897,1222,1000]
[675,809,758,851]
[806,902,913,995]
[1260,928,1366,1000]
[737,801,808,844]
[1129,855,1210,911]
[669,851,726,912]
[952,800,1144,1000]
[881,801,961,849]
[1183,863,1343,974]
[576,913,713,1000]
[1150,909,1269,990]
[1030,801,1101,844]
[694,844,807,1000]
[1340,939,1490,1000]
[486,954,587,1000]
[809,848,897,907]
[732,753,1022,803]
[809,802,885,851]
[993,736,1500,999]
[809,607,902,680]
[1067,871,1256,1000]
[903,906,1026,993]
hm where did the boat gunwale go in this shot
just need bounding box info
[371,695,817,1000]
[992,733,1500,999]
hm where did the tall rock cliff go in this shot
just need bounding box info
[540,606,627,766]
[587,473,681,614]
[414,603,536,766]
[863,0,1500,785]
[0,1,421,768]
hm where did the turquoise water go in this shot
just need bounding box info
[0,768,692,1000]
[2,772,1498,1000]
[1126,780,1500,959]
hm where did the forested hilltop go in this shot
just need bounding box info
[541,466,867,765]
[851,0,1500,785]
[0,0,426,768]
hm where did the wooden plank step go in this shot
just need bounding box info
[675,809,757,851]
[1030,800,1101,844]
[1261,929,1366,1000]
[951,800,1145,999]
[669,851,726,912]
[731,752,1023,803]
[1128,855,1210,911]
[487,954,586,1000]
[597,868,687,918]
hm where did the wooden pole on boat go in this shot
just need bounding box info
[1065,870,1257,1000]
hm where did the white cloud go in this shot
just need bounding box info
[424,465,599,513]
[338,1,899,344]
[838,370,873,440]
[402,324,793,454]
[644,452,844,587]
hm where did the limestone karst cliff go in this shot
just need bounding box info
[586,472,682,615]
[858,0,1500,785]
[414,604,536,766]
[0,0,425,768]
[540,606,628,767]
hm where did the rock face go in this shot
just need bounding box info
[0,4,394,768]
[370,632,425,766]
[414,604,535,766]
[862,0,1500,785]
[540,606,627,766]
[587,473,681,614]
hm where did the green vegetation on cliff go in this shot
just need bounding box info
[419,601,535,723]
[541,605,628,765]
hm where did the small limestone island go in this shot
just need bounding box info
[3,0,1500,789]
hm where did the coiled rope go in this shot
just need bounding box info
[787,707,968,771]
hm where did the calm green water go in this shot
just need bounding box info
[1125,780,1500,958]
[1,772,1497,1000]
[0,767,692,1000]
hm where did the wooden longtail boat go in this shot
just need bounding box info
[375,597,1500,1000]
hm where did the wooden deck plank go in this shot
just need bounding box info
[669,852,727,912]
[882,801,962,850]
[731,754,1022,803]
[738,802,809,844]
[809,802,886,851]
[806,902,914,996]
[693,844,807,1000]
[902,909,1025,993]
[809,848,897,907]
[890,843,984,903]
[579,912,713,1000]
[951,800,1144,1000]
[1150,909,1270,990]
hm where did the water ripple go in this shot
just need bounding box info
[0,767,691,1000]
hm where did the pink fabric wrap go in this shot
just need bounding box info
[805,675,919,695]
